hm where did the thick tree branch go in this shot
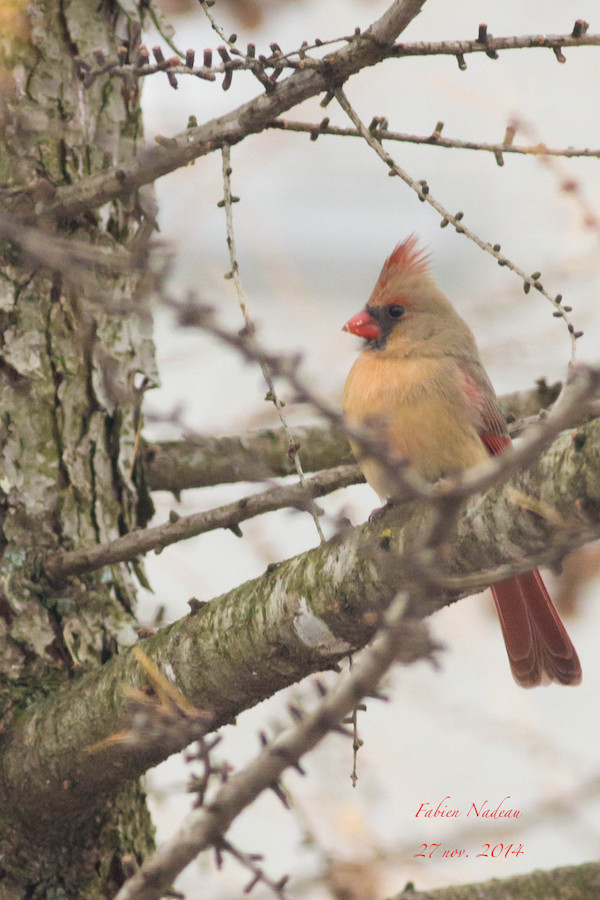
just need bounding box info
[392,860,600,900]
[4,419,600,838]
[143,382,562,492]
[17,0,426,221]
[143,426,355,492]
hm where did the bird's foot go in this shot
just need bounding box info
[368,500,394,523]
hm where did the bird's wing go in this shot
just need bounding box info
[458,361,510,457]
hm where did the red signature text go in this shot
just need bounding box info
[414,842,525,860]
[415,796,521,819]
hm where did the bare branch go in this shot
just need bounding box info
[268,118,600,161]
[334,87,582,358]
[14,0,426,222]
[218,839,290,899]
[388,860,600,900]
[79,29,600,90]
[44,464,361,581]
[387,27,600,63]
[5,418,600,841]
[142,425,355,492]
[220,144,325,542]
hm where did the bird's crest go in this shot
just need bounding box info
[369,235,430,305]
[384,235,430,278]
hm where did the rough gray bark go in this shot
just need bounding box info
[143,425,355,492]
[113,597,433,900]
[0,0,156,894]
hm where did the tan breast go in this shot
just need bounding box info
[343,352,488,499]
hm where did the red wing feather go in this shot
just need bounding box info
[480,432,511,456]
[458,365,510,456]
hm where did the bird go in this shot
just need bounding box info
[342,235,581,688]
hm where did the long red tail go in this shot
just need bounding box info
[492,570,582,688]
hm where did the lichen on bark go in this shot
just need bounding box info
[0,0,158,892]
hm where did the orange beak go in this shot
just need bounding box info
[342,309,380,341]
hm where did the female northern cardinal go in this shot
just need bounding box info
[342,236,581,688]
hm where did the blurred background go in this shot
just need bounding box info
[138,1,600,896]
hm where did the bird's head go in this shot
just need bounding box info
[343,236,468,354]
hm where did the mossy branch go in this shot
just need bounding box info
[2,418,600,838]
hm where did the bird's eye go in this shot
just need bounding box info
[388,305,405,319]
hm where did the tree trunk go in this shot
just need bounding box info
[0,0,156,894]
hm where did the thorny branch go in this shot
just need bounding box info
[8,12,597,225]
[77,25,600,91]
[217,839,290,898]
[44,464,360,582]
[220,144,325,543]
[114,594,434,900]
[333,87,582,359]
[267,118,600,163]
[388,21,598,62]
[9,0,427,221]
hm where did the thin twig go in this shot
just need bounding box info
[388,29,600,61]
[23,21,597,221]
[219,839,290,898]
[199,1,246,58]
[220,145,325,543]
[334,87,581,360]
[268,118,600,160]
